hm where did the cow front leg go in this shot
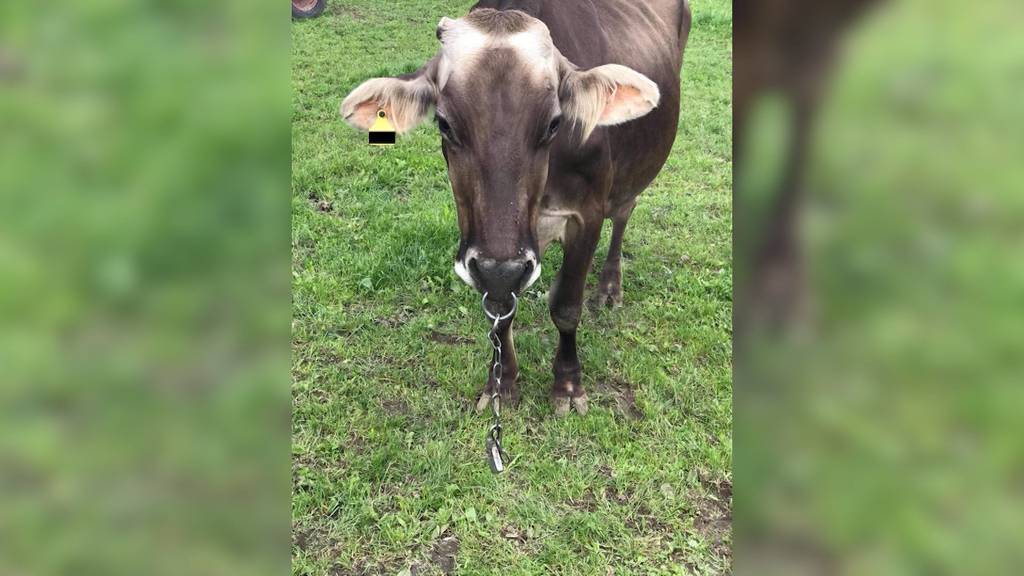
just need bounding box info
[594,201,635,310]
[474,315,519,413]
[550,219,602,416]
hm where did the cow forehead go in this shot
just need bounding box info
[437,16,557,90]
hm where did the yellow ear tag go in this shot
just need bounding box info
[368,109,396,146]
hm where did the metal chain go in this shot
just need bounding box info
[481,292,516,473]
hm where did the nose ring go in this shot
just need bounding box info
[481,292,517,322]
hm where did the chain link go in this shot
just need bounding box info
[482,292,516,473]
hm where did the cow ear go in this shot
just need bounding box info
[341,58,438,134]
[560,62,660,141]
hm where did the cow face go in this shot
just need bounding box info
[341,9,660,302]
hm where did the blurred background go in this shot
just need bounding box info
[735,0,1024,573]
[4,0,1022,573]
[0,1,290,575]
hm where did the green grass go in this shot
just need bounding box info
[738,0,1024,572]
[291,1,732,574]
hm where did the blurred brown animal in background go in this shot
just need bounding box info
[734,0,880,335]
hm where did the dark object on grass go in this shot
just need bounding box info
[292,0,326,20]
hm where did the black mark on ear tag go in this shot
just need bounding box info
[368,131,395,145]
[368,109,396,146]
[485,436,505,474]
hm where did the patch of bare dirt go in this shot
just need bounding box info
[381,397,410,416]
[305,190,335,214]
[501,524,529,545]
[595,379,644,420]
[610,483,636,505]
[551,441,584,461]
[691,476,732,561]
[569,487,600,513]
[376,306,414,328]
[626,502,673,534]
[410,534,460,575]
[293,524,323,553]
[329,561,380,576]
[427,330,473,345]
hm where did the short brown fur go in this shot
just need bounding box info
[464,8,533,34]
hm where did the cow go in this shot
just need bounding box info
[341,0,692,416]
[734,0,880,335]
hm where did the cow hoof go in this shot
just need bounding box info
[592,285,623,311]
[475,392,492,414]
[552,392,589,417]
[475,386,519,414]
[552,396,571,417]
[571,393,589,415]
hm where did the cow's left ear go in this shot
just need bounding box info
[341,57,438,134]
[559,61,660,141]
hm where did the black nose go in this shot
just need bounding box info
[469,256,532,300]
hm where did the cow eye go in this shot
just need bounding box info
[542,115,562,144]
[435,114,453,140]
[547,116,562,137]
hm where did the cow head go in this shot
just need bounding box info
[341,9,659,303]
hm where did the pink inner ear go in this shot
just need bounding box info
[600,85,643,122]
[350,100,391,130]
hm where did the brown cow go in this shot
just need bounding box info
[734,0,880,334]
[341,0,691,415]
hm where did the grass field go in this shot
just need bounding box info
[291,1,732,574]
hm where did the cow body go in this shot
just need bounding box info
[341,0,691,415]
[477,0,690,414]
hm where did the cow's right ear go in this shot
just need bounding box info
[340,58,438,134]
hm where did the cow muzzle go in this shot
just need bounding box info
[455,249,540,301]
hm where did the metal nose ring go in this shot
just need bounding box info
[481,292,517,322]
